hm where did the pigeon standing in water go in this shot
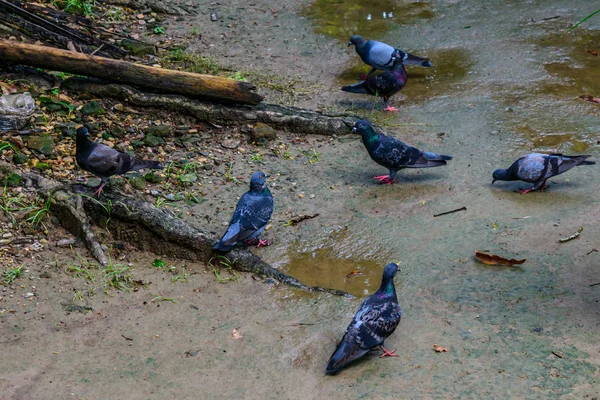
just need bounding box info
[352,120,452,184]
[341,57,407,112]
[326,263,402,375]
[348,35,432,79]
[213,171,274,252]
[492,153,595,194]
[75,127,163,197]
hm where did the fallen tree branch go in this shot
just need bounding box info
[62,77,359,136]
[0,40,263,105]
[23,171,350,296]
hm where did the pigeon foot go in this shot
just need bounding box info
[383,105,398,112]
[374,175,397,185]
[256,239,270,247]
[379,346,398,358]
[93,182,106,197]
[516,188,533,195]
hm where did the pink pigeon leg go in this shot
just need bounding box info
[373,175,397,184]
[379,346,398,358]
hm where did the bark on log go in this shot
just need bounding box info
[22,171,350,297]
[0,40,263,105]
[62,77,360,136]
[99,0,193,15]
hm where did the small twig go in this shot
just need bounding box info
[590,282,600,287]
[286,323,315,326]
[558,227,583,243]
[121,334,134,341]
[282,213,320,226]
[90,44,104,56]
[551,351,563,359]
[433,206,466,218]
[586,249,598,256]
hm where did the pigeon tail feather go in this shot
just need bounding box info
[129,160,164,172]
[423,151,453,161]
[402,52,432,67]
[341,82,368,94]
[326,338,368,374]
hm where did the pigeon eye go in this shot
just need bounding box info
[259,174,264,178]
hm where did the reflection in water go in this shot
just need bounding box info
[302,0,434,42]
[283,247,388,297]
[514,125,592,153]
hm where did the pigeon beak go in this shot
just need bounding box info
[351,127,357,133]
[348,42,353,47]
[264,174,269,178]
[492,179,496,185]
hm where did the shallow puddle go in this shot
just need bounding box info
[536,31,600,97]
[513,125,593,153]
[283,246,387,297]
[337,48,472,104]
[302,0,434,42]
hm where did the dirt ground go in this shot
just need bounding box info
[1,0,600,398]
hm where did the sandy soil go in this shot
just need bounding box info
[1,0,600,398]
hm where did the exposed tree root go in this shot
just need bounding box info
[61,77,359,136]
[23,172,350,297]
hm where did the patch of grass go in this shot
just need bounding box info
[103,258,133,293]
[79,194,111,225]
[228,71,247,82]
[0,186,29,224]
[224,162,240,183]
[301,148,321,164]
[53,0,95,17]
[155,197,166,208]
[65,262,97,283]
[208,255,239,283]
[25,196,52,230]
[153,26,166,35]
[2,264,23,285]
[250,153,263,163]
[283,149,295,160]
[161,48,221,75]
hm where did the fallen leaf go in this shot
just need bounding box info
[475,250,526,266]
[580,95,600,104]
[433,344,448,352]
[588,50,598,56]
[282,213,319,227]
[346,270,364,278]
[232,328,243,340]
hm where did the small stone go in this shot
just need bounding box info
[150,190,160,197]
[144,171,163,183]
[121,39,156,56]
[179,173,198,184]
[26,135,54,156]
[24,292,35,299]
[4,172,21,187]
[136,13,144,19]
[309,194,315,199]
[250,122,277,144]
[143,134,165,147]
[80,101,105,116]
[34,162,51,171]
[12,152,29,164]
[165,193,175,201]
[221,139,240,149]
[138,20,146,25]
[146,125,173,137]
[128,176,147,190]
[110,125,127,138]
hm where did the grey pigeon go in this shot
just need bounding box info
[341,57,407,112]
[326,263,402,375]
[349,35,431,79]
[213,171,274,252]
[352,120,452,184]
[492,153,595,194]
[76,127,163,197]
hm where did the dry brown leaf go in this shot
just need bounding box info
[232,328,243,340]
[588,50,598,56]
[346,270,364,278]
[433,344,448,352]
[475,250,526,266]
[580,95,600,104]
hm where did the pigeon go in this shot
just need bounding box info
[348,35,432,79]
[213,171,274,252]
[492,153,595,194]
[75,127,163,197]
[326,263,402,375]
[352,120,452,184]
[341,58,407,112]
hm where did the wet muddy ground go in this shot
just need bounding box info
[1,0,599,398]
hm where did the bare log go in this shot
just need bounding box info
[62,77,359,136]
[23,171,350,296]
[0,40,263,105]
